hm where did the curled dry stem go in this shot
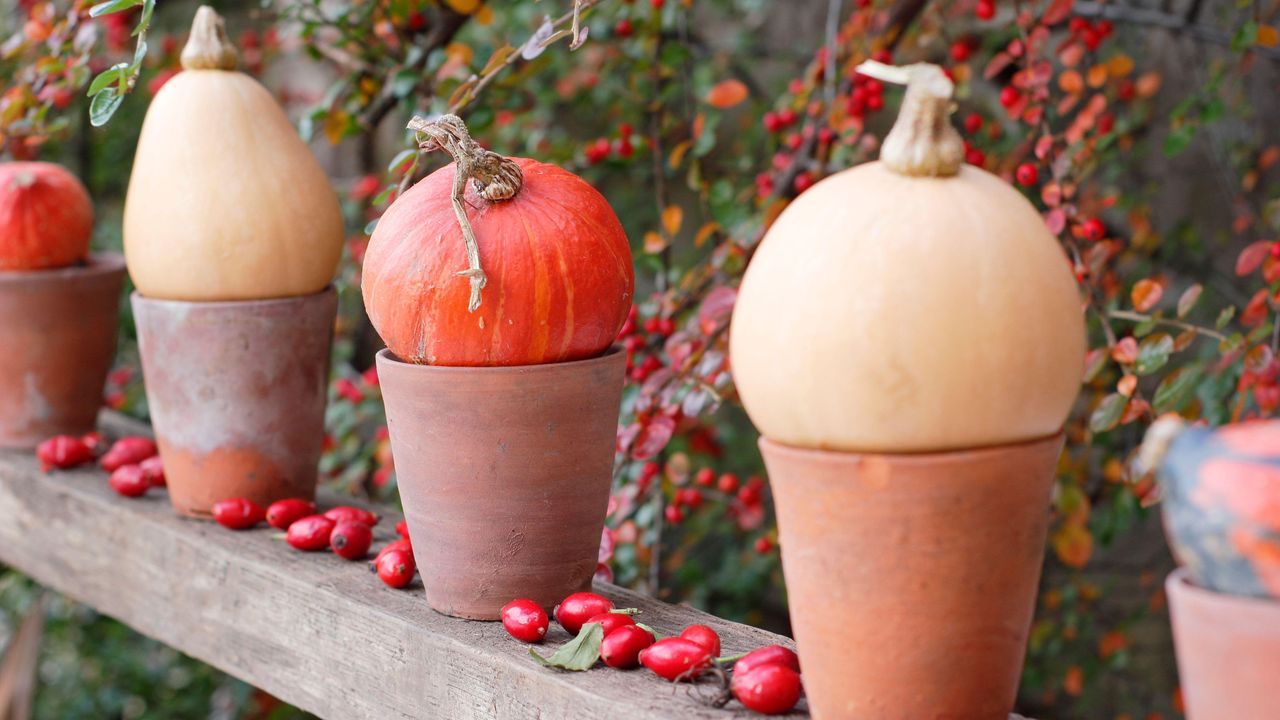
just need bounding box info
[407,114,523,313]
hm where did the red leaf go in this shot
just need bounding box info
[1131,278,1163,312]
[1236,240,1272,276]
[1112,337,1139,364]
[1041,0,1075,25]
[631,414,676,460]
[1044,208,1067,235]
[984,52,1015,80]
[698,286,738,335]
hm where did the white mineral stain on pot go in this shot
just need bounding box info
[23,373,51,421]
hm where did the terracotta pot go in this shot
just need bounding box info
[761,434,1062,720]
[0,253,126,448]
[1158,420,1280,599]
[1167,568,1280,719]
[376,347,625,620]
[132,289,336,517]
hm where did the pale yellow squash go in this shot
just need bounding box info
[123,6,343,301]
[730,62,1085,453]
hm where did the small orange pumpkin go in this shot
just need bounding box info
[0,162,93,271]
[362,116,634,367]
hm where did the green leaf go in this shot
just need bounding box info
[1231,21,1258,52]
[634,622,662,640]
[131,39,149,69]
[133,0,155,35]
[371,185,396,206]
[1216,306,1235,329]
[1154,366,1203,413]
[86,64,127,97]
[1135,335,1174,375]
[88,0,141,18]
[89,87,124,127]
[530,622,603,671]
[1163,126,1195,157]
[387,149,416,174]
[1089,393,1127,433]
[363,219,379,236]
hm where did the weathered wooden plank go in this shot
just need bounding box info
[0,413,804,719]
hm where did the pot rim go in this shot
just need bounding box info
[759,430,1066,461]
[1167,567,1280,611]
[376,344,624,374]
[131,285,337,309]
[0,251,126,284]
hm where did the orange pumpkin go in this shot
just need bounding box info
[362,116,634,367]
[0,162,93,271]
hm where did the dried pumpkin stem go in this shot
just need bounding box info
[408,114,523,313]
[857,60,963,177]
[181,6,238,71]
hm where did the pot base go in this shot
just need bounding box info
[1167,568,1280,719]
[761,434,1062,720]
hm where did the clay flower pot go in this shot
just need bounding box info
[1166,568,1280,719]
[132,288,337,517]
[1157,420,1280,598]
[760,433,1063,720]
[0,253,126,448]
[376,347,625,620]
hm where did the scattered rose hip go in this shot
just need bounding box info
[374,547,416,588]
[286,514,336,551]
[732,663,803,715]
[99,436,157,472]
[733,645,801,676]
[375,538,413,563]
[587,612,637,637]
[554,592,614,635]
[36,435,94,472]
[639,637,713,681]
[679,624,721,657]
[329,520,373,560]
[108,465,150,497]
[600,624,654,669]
[394,519,410,540]
[212,498,266,530]
[139,456,165,487]
[324,505,379,527]
[266,498,315,529]
[501,599,550,643]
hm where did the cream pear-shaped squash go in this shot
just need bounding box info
[123,6,343,301]
[730,62,1085,453]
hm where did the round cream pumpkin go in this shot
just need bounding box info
[730,62,1085,453]
[123,6,343,301]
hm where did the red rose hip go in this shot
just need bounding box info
[108,465,150,498]
[554,592,614,635]
[639,637,713,681]
[99,436,157,472]
[324,505,379,527]
[330,520,373,560]
[139,456,165,487]
[733,645,801,676]
[212,498,266,530]
[601,625,655,669]
[286,514,336,550]
[266,498,316,529]
[501,599,550,643]
[679,624,721,657]
[587,612,636,637]
[36,435,93,472]
[375,548,416,588]
[732,664,803,715]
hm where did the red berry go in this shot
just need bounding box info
[614,18,632,37]
[777,108,797,127]
[738,480,763,506]
[639,637,713,681]
[1096,20,1114,37]
[732,664,803,715]
[80,431,107,455]
[213,498,266,530]
[755,536,775,554]
[1015,163,1039,186]
[862,79,883,95]
[694,468,716,487]
[1081,218,1106,242]
[665,504,685,524]
[266,498,316,530]
[395,519,411,540]
[965,147,986,167]
[1271,242,1280,259]
[949,41,971,63]
[36,435,94,472]
[650,0,663,8]
[616,138,634,158]
[375,538,414,564]
[601,625,655,668]
[793,172,815,193]
[717,472,740,494]
[866,93,884,112]
[619,122,633,138]
[999,86,1021,108]
[1098,113,1115,134]
[324,505,380,527]
[818,127,836,144]
[963,113,983,134]
[587,612,637,637]
[99,436,157,472]
[871,49,892,64]
[657,317,675,336]
[1117,79,1135,102]
[734,645,801,676]
[286,515,336,551]
[762,112,783,133]
[975,0,995,20]
[679,624,721,657]
[784,133,802,151]
[375,548,416,588]
[139,455,165,487]
[1068,17,1088,33]
[330,520,373,560]
[108,465,150,498]
[676,488,703,510]
[1081,27,1101,50]
[502,599,550,643]
[554,592,614,635]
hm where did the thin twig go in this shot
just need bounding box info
[1108,310,1229,341]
